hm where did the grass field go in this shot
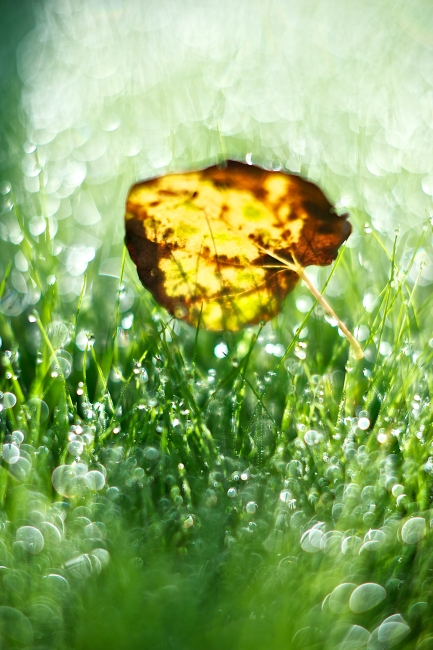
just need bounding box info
[1,1,433,648]
[0,188,432,649]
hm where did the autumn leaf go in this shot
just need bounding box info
[125,160,361,356]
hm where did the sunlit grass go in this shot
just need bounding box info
[0,0,432,646]
[0,198,432,649]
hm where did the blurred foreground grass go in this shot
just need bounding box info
[0,202,433,649]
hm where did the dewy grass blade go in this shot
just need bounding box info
[33,311,75,412]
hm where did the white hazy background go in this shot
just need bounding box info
[5,0,433,305]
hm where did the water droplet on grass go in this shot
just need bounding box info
[2,444,20,464]
[341,535,362,555]
[29,216,46,237]
[349,583,386,613]
[68,440,84,457]
[106,486,120,500]
[39,522,62,544]
[183,515,194,529]
[377,614,410,646]
[279,489,293,503]
[214,341,228,358]
[91,548,110,568]
[365,528,386,545]
[328,583,356,614]
[64,554,93,579]
[48,321,70,348]
[84,523,103,539]
[301,525,324,553]
[50,350,72,378]
[52,465,86,498]
[145,447,159,461]
[392,484,405,497]
[358,417,370,430]
[322,530,343,554]
[73,461,89,476]
[75,330,95,351]
[379,341,392,356]
[2,393,16,409]
[408,601,428,620]
[9,457,31,481]
[401,517,426,544]
[287,361,303,376]
[16,526,44,554]
[43,574,70,596]
[84,470,105,491]
[304,430,323,446]
[11,430,24,444]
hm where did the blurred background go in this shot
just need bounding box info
[0,5,432,648]
[1,0,432,315]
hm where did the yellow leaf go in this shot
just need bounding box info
[125,160,351,331]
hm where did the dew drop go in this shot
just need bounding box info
[84,470,106,491]
[2,393,17,409]
[12,430,24,444]
[401,517,426,544]
[357,417,370,430]
[9,457,31,481]
[328,583,356,614]
[349,583,386,613]
[214,341,228,358]
[16,526,44,554]
[183,515,194,529]
[377,614,410,646]
[392,484,405,497]
[2,443,20,464]
[279,489,293,503]
[48,321,70,348]
[304,430,323,446]
[68,440,84,457]
[52,465,85,498]
[145,447,159,461]
[91,548,110,568]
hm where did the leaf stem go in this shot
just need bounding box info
[259,247,364,360]
[295,264,363,360]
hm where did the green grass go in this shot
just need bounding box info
[0,194,433,650]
